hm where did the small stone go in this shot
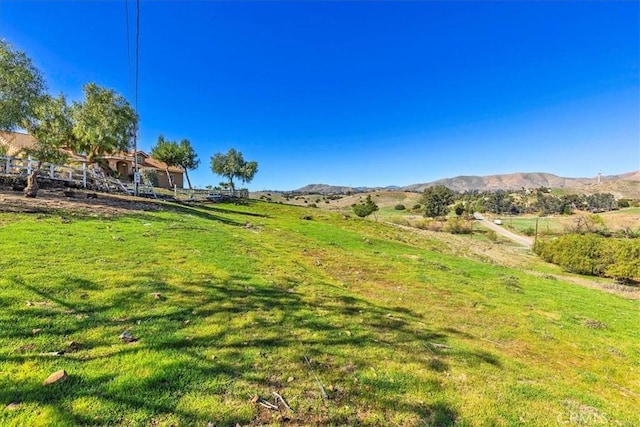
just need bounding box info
[287,376,295,383]
[26,301,33,307]
[43,370,68,386]
[31,328,42,335]
[119,331,137,343]
[6,402,21,410]
[150,292,163,300]
[41,350,64,357]
[250,394,259,403]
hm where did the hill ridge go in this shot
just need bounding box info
[292,170,639,194]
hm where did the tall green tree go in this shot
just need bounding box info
[150,136,200,189]
[150,135,182,187]
[210,148,257,195]
[22,95,75,197]
[0,39,46,131]
[71,83,137,163]
[421,185,455,218]
[176,139,199,189]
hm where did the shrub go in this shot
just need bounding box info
[394,204,405,211]
[139,167,159,187]
[413,218,443,232]
[309,203,317,208]
[444,217,472,234]
[534,234,640,283]
[523,227,535,237]
[486,230,498,242]
[412,203,422,211]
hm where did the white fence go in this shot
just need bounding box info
[173,188,249,200]
[1,155,88,187]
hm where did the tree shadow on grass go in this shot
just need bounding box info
[0,272,502,425]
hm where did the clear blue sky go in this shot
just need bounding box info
[1,1,638,190]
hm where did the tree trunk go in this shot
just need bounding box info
[229,178,235,197]
[165,167,173,188]
[24,163,41,198]
[184,170,193,190]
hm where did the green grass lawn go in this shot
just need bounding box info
[1,200,638,426]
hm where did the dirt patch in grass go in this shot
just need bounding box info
[0,188,164,215]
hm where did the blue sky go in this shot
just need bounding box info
[1,1,638,190]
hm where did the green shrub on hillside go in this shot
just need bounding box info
[394,204,405,210]
[534,234,640,283]
[444,217,472,234]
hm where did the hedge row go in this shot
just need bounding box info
[534,233,640,283]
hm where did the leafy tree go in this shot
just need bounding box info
[150,135,182,187]
[176,139,199,189]
[210,148,258,195]
[150,136,200,189]
[421,185,454,218]
[22,95,75,197]
[0,40,46,131]
[71,83,137,163]
[454,203,465,216]
[585,193,616,212]
[353,195,379,219]
[486,190,515,215]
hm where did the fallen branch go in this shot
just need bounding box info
[257,398,278,410]
[304,356,329,400]
[272,391,292,412]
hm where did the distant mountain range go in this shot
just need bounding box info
[293,171,640,196]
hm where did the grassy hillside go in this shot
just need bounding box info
[0,200,638,426]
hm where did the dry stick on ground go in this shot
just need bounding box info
[304,356,329,400]
[272,391,292,412]
[257,398,278,410]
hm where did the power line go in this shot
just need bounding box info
[124,0,132,98]
[135,0,140,114]
[133,0,140,196]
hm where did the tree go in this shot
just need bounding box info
[421,185,454,218]
[150,135,182,187]
[0,39,46,131]
[71,83,137,163]
[150,136,199,189]
[352,195,379,219]
[486,190,515,215]
[176,139,199,189]
[210,148,258,195]
[22,95,75,197]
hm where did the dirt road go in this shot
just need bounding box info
[473,213,533,248]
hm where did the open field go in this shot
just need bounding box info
[1,191,639,426]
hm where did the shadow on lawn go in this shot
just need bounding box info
[0,272,490,425]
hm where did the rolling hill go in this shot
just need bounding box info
[293,171,640,198]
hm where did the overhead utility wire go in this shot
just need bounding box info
[124,0,132,96]
[133,0,140,196]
